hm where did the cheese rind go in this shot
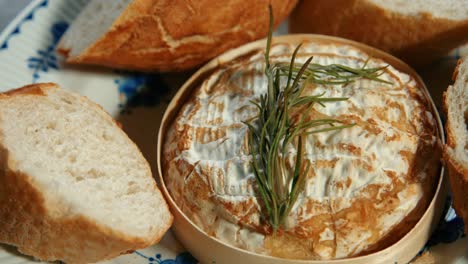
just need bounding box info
[163,42,438,260]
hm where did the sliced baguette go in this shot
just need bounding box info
[0,83,173,263]
[443,57,468,234]
[289,0,468,65]
[57,0,297,72]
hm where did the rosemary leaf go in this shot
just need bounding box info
[244,5,391,232]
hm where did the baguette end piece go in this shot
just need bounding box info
[0,83,173,263]
[443,57,468,234]
[289,0,468,65]
[57,0,298,72]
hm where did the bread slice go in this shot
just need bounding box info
[443,57,468,234]
[289,0,468,65]
[57,0,297,72]
[0,83,173,263]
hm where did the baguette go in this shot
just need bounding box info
[289,0,468,65]
[443,57,468,234]
[57,0,297,72]
[0,83,173,263]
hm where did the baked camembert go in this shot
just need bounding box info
[162,39,440,259]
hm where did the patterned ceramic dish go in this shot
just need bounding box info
[0,0,194,263]
[157,34,447,264]
[0,0,466,263]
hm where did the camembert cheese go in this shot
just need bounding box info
[163,41,439,260]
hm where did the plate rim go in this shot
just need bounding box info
[0,0,48,52]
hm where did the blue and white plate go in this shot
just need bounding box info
[0,0,466,263]
[0,0,193,263]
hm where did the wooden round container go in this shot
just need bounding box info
[157,34,446,264]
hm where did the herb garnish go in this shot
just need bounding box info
[243,6,390,232]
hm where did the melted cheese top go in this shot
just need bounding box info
[163,42,439,260]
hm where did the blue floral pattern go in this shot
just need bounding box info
[135,251,198,264]
[114,72,171,113]
[0,0,48,50]
[426,198,465,247]
[0,0,465,262]
[415,196,465,260]
[24,18,172,110]
[26,21,68,82]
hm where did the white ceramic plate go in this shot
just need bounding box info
[0,0,193,263]
[0,0,466,263]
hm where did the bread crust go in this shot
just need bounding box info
[3,83,51,96]
[289,0,468,65]
[57,0,297,72]
[0,84,173,263]
[443,150,468,233]
[443,58,468,234]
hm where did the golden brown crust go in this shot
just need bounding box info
[1,83,56,96]
[0,83,173,263]
[443,149,468,234]
[452,58,464,81]
[289,0,468,65]
[0,152,157,263]
[443,90,458,149]
[442,58,468,234]
[60,0,298,72]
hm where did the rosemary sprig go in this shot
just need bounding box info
[244,6,390,232]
